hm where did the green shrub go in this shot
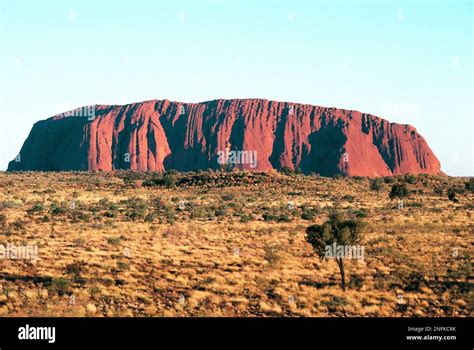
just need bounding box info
[50,204,67,215]
[433,187,444,196]
[447,187,458,202]
[239,214,252,223]
[348,275,364,290]
[163,173,178,188]
[125,197,147,220]
[404,174,417,184]
[127,209,145,221]
[214,206,228,217]
[153,197,170,211]
[0,213,6,226]
[389,183,409,199]
[191,207,208,219]
[107,237,122,245]
[404,271,425,292]
[278,214,292,222]
[353,209,367,218]
[221,194,235,201]
[383,177,396,184]
[145,213,156,222]
[263,213,279,222]
[301,208,317,220]
[50,278,71,296]
[465,178,474,192]
[65,263,83,283]
[28,203,44,213]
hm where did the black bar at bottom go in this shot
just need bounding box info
[0,317,471,349]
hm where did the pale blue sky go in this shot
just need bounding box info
[0,0,472,175]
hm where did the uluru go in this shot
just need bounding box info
[7,98,442,176]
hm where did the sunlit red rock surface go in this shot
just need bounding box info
[8,99,442,176]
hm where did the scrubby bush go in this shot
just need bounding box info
[342,195,355,202]
[214,205,228,217]
[65,263,83,283]
[127,210,145,221]
[263,244,281,265]
[447,187,459,202]
[348,275,364,290]
[369,178,384,193]
[353,208,367,218]
[153,197,169,211]
[465,178,474,192]
[263,213,279,222]
[383,176,396,184]
[239,214,252,223]
[51,206,67,215]
[145,213,156,222]
[107,236,122,245]
[301,208,317,221]
[280,167,295,175]
[278,214,292,222]
[124,197,148,221]
[49,278,71,296]
[221,194,235,201]
[0,213,6,227]
[70,210,91,222]
[389,183,409,199]
[190,206,208,219]
[404,174,417,184]
[433,187,444,196]
[162,173,178,188]
[28,203,44,214]
[143,171,178,188]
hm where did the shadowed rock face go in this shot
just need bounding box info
[8,98,442,176]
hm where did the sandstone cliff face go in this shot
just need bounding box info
[7,98,442,176]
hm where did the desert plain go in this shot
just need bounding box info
[0,171,471,317]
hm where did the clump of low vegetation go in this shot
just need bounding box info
[263,244,281,266]
[369,178,384,193]
[389,183,409,199]
[465,178,474,192]
[124,197,148,221]
[447,187,459,202]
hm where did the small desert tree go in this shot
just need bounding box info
[389,183,409,199]
[305,212,364,291]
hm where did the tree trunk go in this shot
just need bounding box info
[336,258,346,291]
